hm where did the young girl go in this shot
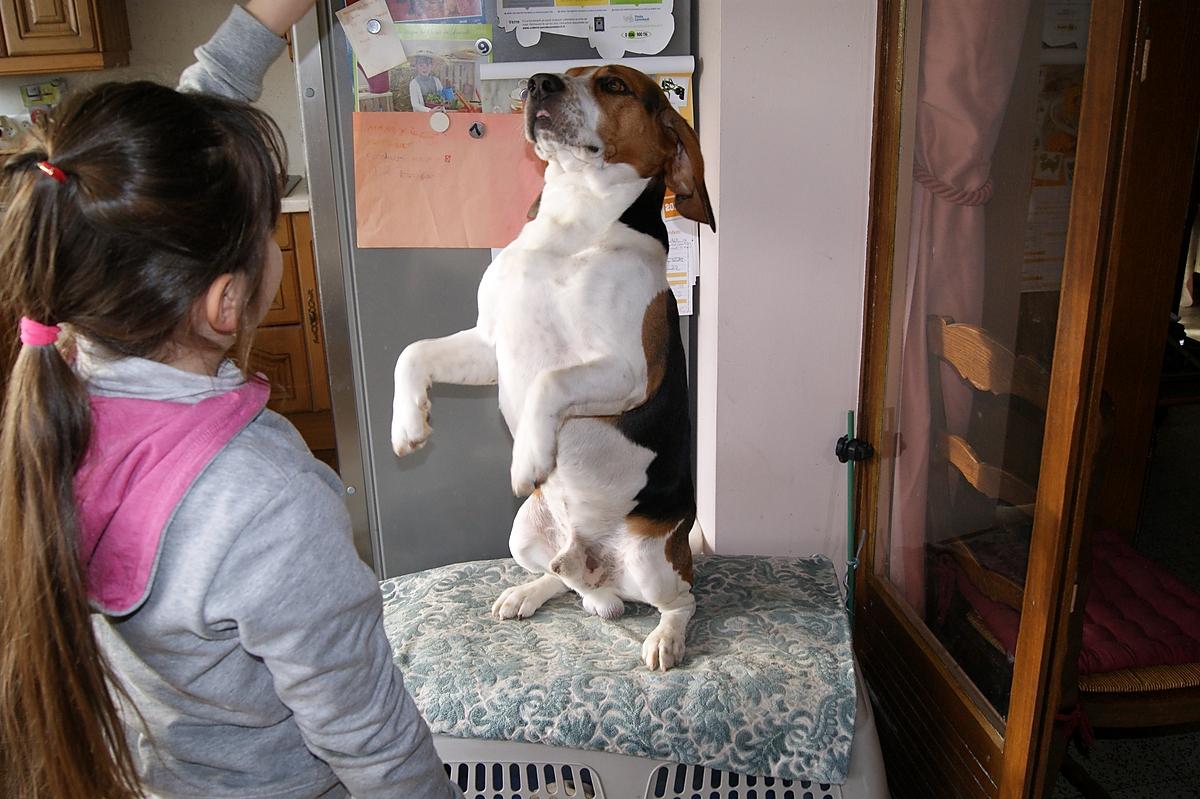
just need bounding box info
[0,3,461,798]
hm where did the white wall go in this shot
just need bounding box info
[695,0,876,569]
[0,0,305,176]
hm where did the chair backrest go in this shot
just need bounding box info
[927,315,1050,411]
[936,432,1037,509]
[926,316,1051,524]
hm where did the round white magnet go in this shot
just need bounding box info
[429,111,450,133]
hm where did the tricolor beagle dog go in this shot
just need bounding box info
[391,65,714,671]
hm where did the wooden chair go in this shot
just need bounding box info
[925,315,1200,797]
[925,315,1048,621]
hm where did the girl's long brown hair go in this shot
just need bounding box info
[0,81,284,799]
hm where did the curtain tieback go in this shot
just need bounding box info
[914,162,994,206]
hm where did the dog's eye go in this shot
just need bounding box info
[600,77,629,95]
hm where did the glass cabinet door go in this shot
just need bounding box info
[851,0,1123,796]
[871,0,1093,723]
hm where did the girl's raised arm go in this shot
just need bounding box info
[245,0,318,36]
[178,1,316,102]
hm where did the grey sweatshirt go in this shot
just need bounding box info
[84,9,462,799]
[177,4,287,101]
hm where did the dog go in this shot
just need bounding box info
[391,65,715,671]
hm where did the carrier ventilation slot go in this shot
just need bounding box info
[440,760,841,799]
[647,763,841,799]
[443,761,601,799]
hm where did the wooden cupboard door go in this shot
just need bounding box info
[0,0,97,55]
[291,212,331,411]
[249,325,312,415]
[273,214,294,250]
[263,248,303,327]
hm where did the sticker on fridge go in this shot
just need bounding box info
[496,0,675,59]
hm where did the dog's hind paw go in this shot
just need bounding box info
[581,588,624,620]
[642,622,686,671]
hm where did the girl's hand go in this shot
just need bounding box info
[243,0,318,36]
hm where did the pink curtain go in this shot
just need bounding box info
[888,0,1032,612]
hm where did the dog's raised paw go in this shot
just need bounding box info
[390,394,432,457]
[510,425,556,495]
[641,622,686,671]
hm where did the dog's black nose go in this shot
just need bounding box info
[528,73,564,100]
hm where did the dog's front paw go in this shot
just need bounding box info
[391,392,432,457]
[510,420,557,496]
[642,621,686,671]
[392,359,432,457]
[492,580,555,620]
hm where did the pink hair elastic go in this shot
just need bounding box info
[19,317,61,347]
[36,161,68,184]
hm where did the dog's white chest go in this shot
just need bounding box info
[491,238,657,431]
[493,250,580,425]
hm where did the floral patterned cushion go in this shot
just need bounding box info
[380,555,856,784]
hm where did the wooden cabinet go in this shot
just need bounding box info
[854,1,1200,796]
[249,211,338,469]
[250,325,312,414]
[0,0,129,75]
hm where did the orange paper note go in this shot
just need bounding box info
[353,112,546,249]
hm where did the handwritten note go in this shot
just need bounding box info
[353,112,546,249]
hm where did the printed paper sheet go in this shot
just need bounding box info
[1021,63,1084,292]
[496,0,675,59]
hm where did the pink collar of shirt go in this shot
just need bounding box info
[75,378,270,615]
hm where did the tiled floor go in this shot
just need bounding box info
[1052,402,1200,797]
[1051,732,1200,797]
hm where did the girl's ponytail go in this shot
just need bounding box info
[0,324,141,799]
[0,160,138,798]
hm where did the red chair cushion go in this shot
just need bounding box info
[949,530,1200,675]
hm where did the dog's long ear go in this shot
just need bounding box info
[659,107,715,232]
[527,189,543,220]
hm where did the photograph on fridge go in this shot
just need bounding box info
[355,23,490,112]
